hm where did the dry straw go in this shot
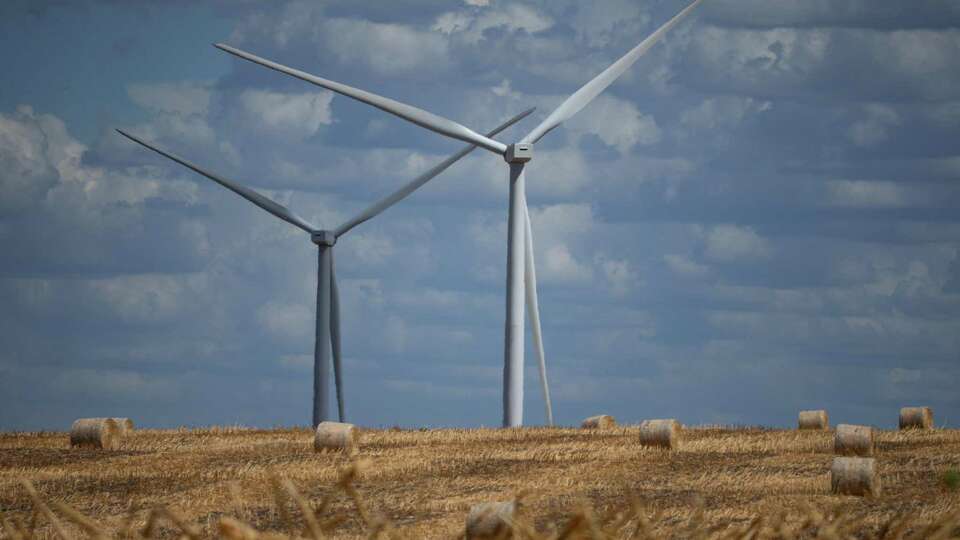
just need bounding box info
[899,406,933,430]
[465,501,516,539]
[581,415,616,429]
[314,421,358,452]
[798,409,829,430]
[111,417,135,436]
[69,418,120,450]
[639,419,680,450]
[834,424,874,457]
[10,457,960,539]
[831,456,881,497]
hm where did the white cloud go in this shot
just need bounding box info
[433,4,553,44]
[86,273,207,325]
[530,204,596,284]
[846,104,901,147]
[0,106,60,212]
[239,90,334,138]
[257,301,313,343]
[343,230,397,266]
[826,179,906,208]
[525,149,591,197]
[566,94,661,153]
[664,253,710,278]
[704,224,771,262]
[690,26,831,89]
[543,244,593,283]
[689,26,960,101]
[323,18,450,75]
[127,82,211,116]
[566,0,650,47]
[596,255,638,296]
[680,96,772,134]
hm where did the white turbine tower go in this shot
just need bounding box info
[115,107,532,427]
[217,0,703,427]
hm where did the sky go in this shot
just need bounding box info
[1,0,959,431]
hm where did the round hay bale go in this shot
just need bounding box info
[466,501,516,539]
[831,457,880,497]
[834,424,874,457]
[314,421,358,452]
[639,419,680,450]
[70,418,120,450]
[798,409,829,430]
[111,417,134,436]
[899,407,933,430]
[581,415,616,429]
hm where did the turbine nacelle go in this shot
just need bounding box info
[504,143,533,164]
[311,230,337,247]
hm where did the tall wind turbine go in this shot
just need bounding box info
[217,0,703,427]
[115,107,532,427]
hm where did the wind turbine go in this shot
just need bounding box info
[216,0,703,427]
[115,106,532,427]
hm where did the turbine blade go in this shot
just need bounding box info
[330,250,345,423]
[523,197,553,426]
[334,107,535,238]
[215,44,508,155]
[116,129,317,233]
[521,0,704,144]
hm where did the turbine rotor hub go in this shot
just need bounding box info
[504,143,533,164]
[311,230,337,246]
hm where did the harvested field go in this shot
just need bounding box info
[1,425,959,538]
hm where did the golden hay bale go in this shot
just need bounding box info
[639,419,681,450]
[466,501,516,539]
[834,424,874,457]
[70,418,120,450]
[798,409,829,430]
[581,415,616,429]
[314,421,358,452]
[831,457,880,497]
[111,417,134,435]
[899,406,933,430]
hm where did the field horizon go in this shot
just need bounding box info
[2,424,959,538]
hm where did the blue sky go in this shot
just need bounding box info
[1,0,959,430]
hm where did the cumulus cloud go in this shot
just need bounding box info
[528,204,595,284]
[5,275,216,343]
[0,106,61,213]
[846,104,901,147]
[127,82,211,116]
[704,225,772,262]
[680,96,772,134]
[704,0,960,30]
[684,26,960,101]
[664,253,710,278]
[825,179,906,208]
[257,301,313,344]
[433,4,553,44]
[565,94,661,153]
[239,89,334,138]
[595,254,639,296]
[322,18,451,76]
